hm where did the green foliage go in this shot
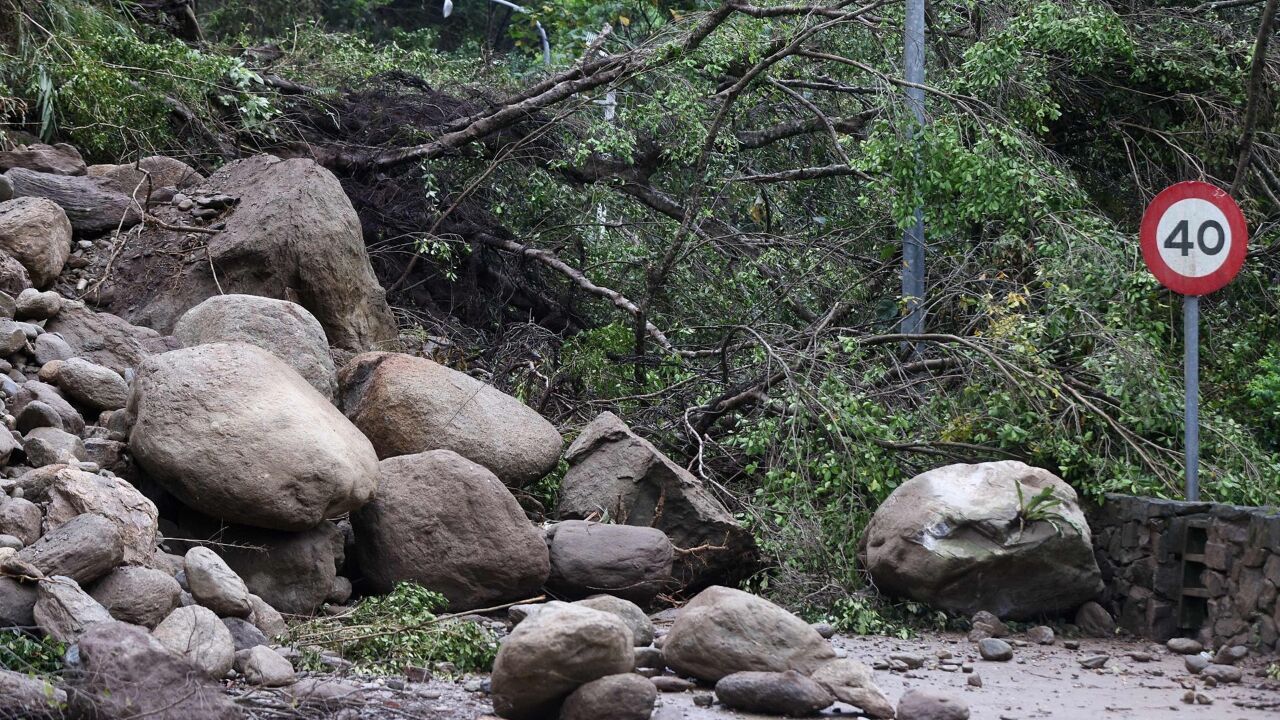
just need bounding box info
[289,583,497,675]
[0,629,65,676]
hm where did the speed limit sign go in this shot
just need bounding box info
[1140,181,1247,296]
[1139,180,1247,504]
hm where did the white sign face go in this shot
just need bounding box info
[1154,198,1232,278]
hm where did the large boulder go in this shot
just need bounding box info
[91,156,202,196]
[662,585,835,682]
[559,674,656,720]
[0,197,71,287]
[174,294,337,398]
[0,667,67,719]
[715,671,835,717]
[164,504,343,616]
[82,154,396,351]
[152,605,236,678]
[44,300,178,376]
[68,620,244,720]
[338,352,563,485]
[353,450,549,610]
[555,412,756,590]
[185,546,252,618]
[859,461,1103,620]
[12,513,124,584]
[490,602,635,720]
[39,468,158,564]
[0,143,86,175]
[33,576,113,643]
[545,520,673,605]
[4,167,140,234]
[52,357,130,411]
[127,343,379,530]
[89,565,183,628]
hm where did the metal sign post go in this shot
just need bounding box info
[1183,296,1199,501]
[900,0,926,341]
[1139,181,1247,500]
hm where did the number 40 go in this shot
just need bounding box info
[1164,219,1225,257]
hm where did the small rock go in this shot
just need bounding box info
[978,638,1013,662]
[811,658,894,718]
[1195,693,1213,705]
[1185,654,1210,674]
[1078,654,1109,669]
[1200,664,1242,684]
[897,688,970,720]
[635,646,665,670]
[968,673,983,688]
[970,610,1009,637]
[1026,626,1055,645]
[891,652,926,669]
[1063,640,1079,650]
[693,693,713,707]
[650,676,695,693]
[1074,601,1116,638]
[1167,638,1203,655]
[33,575,112,643]
[1212,645,1247,665]
[812,622,837,639]
[1128,651,1153,663]
[222,616,269,651]
[236,645,296,686]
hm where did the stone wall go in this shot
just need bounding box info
[1088,494,1280,651]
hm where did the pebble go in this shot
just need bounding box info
[1063,640,1079,650]
[1127,651,1153,663]
[693,694,713,707]
[1200,664,1242,684]
[1212,645,1247,665]
[967,673,983,688]
[811,622,836,639]
[1026,626,1055,645]
[890,652,926,669]
[650,676,694,693]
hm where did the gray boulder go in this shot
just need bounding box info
[53,357,129,411]
[897,689,970,720]
[4,167,140,235]
[559,673,656,720]
[338,352,563,485]
[811,659,894,718]
[185,546,252,618]
[33,576,112,643]
[353,450,549,610]
[152,605,236,678]
[41,467,158,564]
[491,602,635,720]
[0,143,86,175]
[662,585,835,682]
[81,155,396,351]
[860,461,1102,619]
[235,645,295,686]
[15,288,61,320]
[546,520,673,605]
[68,620,244,719]
[0,668,67,719]
[13,513,123,584]
[12,380,84,434]
[175,294,337,399]
[92,156,202,196]
[0,197,71,288]
[222,616,268,651]
[127,343,379,530]
[88,565,182,628]
[555,412,755,589]
[574,595,654,646]
[715,671,834,717]
[44,301,177,376]
[0,576,37,627]
[23,425,84,466]
[171,511,342,615]
[248,593,288,638]
[1075,600,1116,637]
[0,495,41,545]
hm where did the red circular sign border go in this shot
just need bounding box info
[1139,181,1247,296]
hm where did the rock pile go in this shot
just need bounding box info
[0,146,769,718]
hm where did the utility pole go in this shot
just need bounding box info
[901,0,926,340]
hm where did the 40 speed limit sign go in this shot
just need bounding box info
[1139,180,1247,503]
[1140,181,1247,296]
